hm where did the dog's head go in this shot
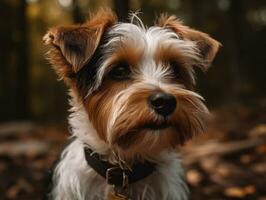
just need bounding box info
[44,9,220,160]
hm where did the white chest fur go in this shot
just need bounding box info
[50,139,188,200]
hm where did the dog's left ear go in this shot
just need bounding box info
[157,14,221,71]
[44,8,117,80]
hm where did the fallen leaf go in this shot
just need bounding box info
[243,185,256,195]
[224,187,246,198]
[249,124,266,137]
[240,154,252,164]
[224,185,256,198]
[256,144,266,154]
[186,169,202,186]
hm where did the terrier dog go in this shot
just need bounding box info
[43,9,220,200]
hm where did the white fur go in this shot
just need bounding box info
[51,119,189,200]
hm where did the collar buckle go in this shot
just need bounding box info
[106,166,129,188]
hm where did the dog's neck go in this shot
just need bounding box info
[69,95,110,153]
[68,94,130,165]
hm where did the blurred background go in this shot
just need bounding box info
[0,0,266,199]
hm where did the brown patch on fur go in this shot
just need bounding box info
[116,128,180,162]
[104,42,144,72]
[84,78,132,141]
[154,44,187,65]
[43,8,117,85]
[110,89,155,143]
[154,44,195,89]
[156,14,221,71]
[168,89,209,144]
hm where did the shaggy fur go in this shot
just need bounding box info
[44,8,220,200]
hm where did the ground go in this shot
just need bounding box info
[0,104,266,200]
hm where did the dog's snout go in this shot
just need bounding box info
[148,92,176,117]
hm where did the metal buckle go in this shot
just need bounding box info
[122,170,129,188]
[106,167,129,188]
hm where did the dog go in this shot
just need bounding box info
[43,8,220,200]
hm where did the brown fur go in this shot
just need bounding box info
[154,44,187,66]
[103,42,144,73]
[43,8,117,85]
[84,79,132,141]
[156,14,221,70]
[154,44,195,89]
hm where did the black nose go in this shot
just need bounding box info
[148,92,176,117]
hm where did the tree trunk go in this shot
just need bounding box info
[0,1,12,121]
[72,0,85,23]
[15,0,30,119]
[227,0,245,98]
[0,0,29,121]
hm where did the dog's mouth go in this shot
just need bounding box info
[124,121,172,136]
[113,121,174,149]
[141,122,171,130]
[125,121,173,138]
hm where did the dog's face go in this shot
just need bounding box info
[44,9,220,159]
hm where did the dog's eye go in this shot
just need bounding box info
[109,62,131,80]
[169,60,181,78]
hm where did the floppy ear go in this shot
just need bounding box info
[43,8,117,80]
[157,14,221,71]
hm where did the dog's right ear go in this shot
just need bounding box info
[43,8,117,81]
[156,14,221,71]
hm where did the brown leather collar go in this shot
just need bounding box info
[84,147,156,187]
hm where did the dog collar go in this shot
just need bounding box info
[84,147,156,187]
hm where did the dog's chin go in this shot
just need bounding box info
[110,126,180,162]
[111,122,179,153]
[141,122,172,131]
